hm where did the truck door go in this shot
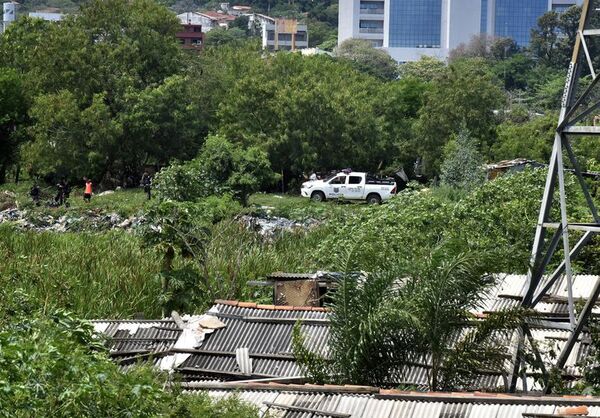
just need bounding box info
[327,175,347,198]
[345,175,365,199]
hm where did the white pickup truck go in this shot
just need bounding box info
[301,172,397,204]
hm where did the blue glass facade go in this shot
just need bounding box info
[481,0,488,34]
[389,0,442,48]
[494,0,548,46]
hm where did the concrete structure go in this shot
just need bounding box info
[339,0,583,62]
[28,11,64,21]
[177,11,235,32]
[251,14,308,51]
[2,1,17,33]
[175,23,203,51]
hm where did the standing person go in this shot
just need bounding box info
[83,178,93,203]
[63,180,71,208]
[30,183,41,206]
[140,171,152,200]
[309,171,317,181]
[55,180,65,206]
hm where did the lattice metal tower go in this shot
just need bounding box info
[511,0,600,394]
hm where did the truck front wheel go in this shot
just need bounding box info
[311,191,326,202]
[366,193,382,205]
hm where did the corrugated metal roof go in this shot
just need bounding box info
[93,273,600,391]
[479,274,600,318]
[93,302,329,382]
[189,382,600,418]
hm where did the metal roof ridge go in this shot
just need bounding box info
[213,299,328,312]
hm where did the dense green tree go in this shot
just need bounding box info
[204,27,247,47]
[0,68,26,184]
[198,135,277,205]
[1,0,186,184]
[153,134,276,206]
[122,75,206,167]
[217,53,403,184]
[335,38,398,80]
[24,91,121,180]
[415,58,505,177]
[440,128,485,190]
[492,113,556,162]
[307,18,337,49]
[397,55,447,83]
[530,11,561,67]
[377,77,427,176]
[530,6,580,69]
[491,53,536,91]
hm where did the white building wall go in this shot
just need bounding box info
[29,12,63,21]
[446,0,481,51]
[338,0,360,43]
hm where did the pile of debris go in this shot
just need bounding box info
[0,208,145,232]
[237,214,320,239]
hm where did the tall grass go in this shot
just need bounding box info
[203,220,328,306]
[0,220,330,318]
[0,225,163,318]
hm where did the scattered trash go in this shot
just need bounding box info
[97,190,115,197]
[237,214,320,239]
[0,208,145,233]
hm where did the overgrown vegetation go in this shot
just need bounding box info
[5,0,600,405]
[0,298,259,417]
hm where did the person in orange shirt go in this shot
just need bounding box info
[83,178,93,203]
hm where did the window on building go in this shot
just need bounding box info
[370,39,383,47]
[359,19,384,33]
[267,30,275,40]
[296,31,307,41]
[191,38,202,46]
[389,0,442,48]
[278,33,292,41]
[481,0,488,33]
[494,0,548,46]
[193,26,202,32]
[360,1,384,14]
[552,3,577,13]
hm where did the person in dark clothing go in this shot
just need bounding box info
[63,180,71,207]
[30,183,41,206]
[141,171,152,200]
[55,180,66,206]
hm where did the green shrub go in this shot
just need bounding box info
[0,302,259,417]
[154,135,277,206]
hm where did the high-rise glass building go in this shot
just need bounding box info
[388,0,442,48]
[338,0,582,62]
[487,0,557,46]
